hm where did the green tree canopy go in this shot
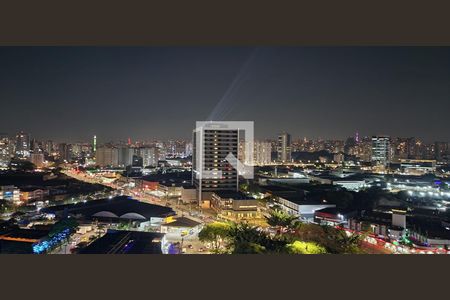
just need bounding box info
[198,222,232,253]
[265,209,300,230]
[292,223,363,254]
[227,223,290,254]
[286,240,327,254]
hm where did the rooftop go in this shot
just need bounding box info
[213,191,254,200]
[79,230,165,254]
[0,228,50,241]
[141,171,191,184]
[261,185,297,193]
[41,196,175,220]
[408,217,450,240]
[163,217,201,228]
[277,194,328,206]
[315,207,356,215]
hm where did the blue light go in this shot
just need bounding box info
[33,228,72,254]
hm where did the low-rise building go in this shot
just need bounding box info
[158,182,183,198]
[0,185,21,204]
[181,185,197,204]
[333,180,366,191]
[20,187,49,202]
[0,228,51,254]
[348,209,407,239]
[79,230,167,254]
[390,159,437,175]
[276,194,335,222]
[160,216,202,237]
[314,207,357,226]
[211,191,260,220]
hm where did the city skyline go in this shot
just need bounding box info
[1,129,449,146]
[1,47,450,142]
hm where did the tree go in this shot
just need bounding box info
[291,223,363,254]
[286,240,327,254]
[265,209,300,231]
[321,226,363,254]
[198,222,232,253]
[226,223,290,254]
[0,200,13,214]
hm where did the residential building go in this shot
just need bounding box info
[15,131,30,159]
[95,146,119,167]
[0,134,10,168]
[254,141,272,165]
[371,136,391,166]
[0,185,21,204]
[30,152,45,168]
[277,132,291,163]
[139,147,159,167]
[192,123,239,207]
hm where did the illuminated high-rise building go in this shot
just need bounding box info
[15,131,30,159]
[44,140,55,156]
[192,123,239,207]
[139,147,159,167]
[96,146,119,167]
[30,151,45,168]
[435,141,449,162]
[277,132,291,163]
[0,134,11,168]
[117,146,134,167]
[184,142,193,157]
[58,143,71,162]
[93,135,97,153]
[371,136,391,166]
[254,141,272,165]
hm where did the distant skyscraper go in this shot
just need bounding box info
[406,137,424,159]
[44,140,55,155]
[117,146,134,167]
[193,123,239,207]
[93,135,97,154]
[0,134,11,168]
[277,133,291,163]
[15,131,30,159]
[157,146,167,161]
[344,137,357,155]
[30,152,45,168]
[434,141,449,162]
[58,143,71,162]
[30,138,41,152]
[139,147,159,167]
[184,142,193,157]
[371,136,391,166]
[254,141,272,165]
[96,146,119,167]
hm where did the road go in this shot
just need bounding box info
[63,169,216,223]
[62,169,214,254]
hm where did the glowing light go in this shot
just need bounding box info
[32,228,71,254]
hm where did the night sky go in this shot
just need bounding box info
[1,47,449,143]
